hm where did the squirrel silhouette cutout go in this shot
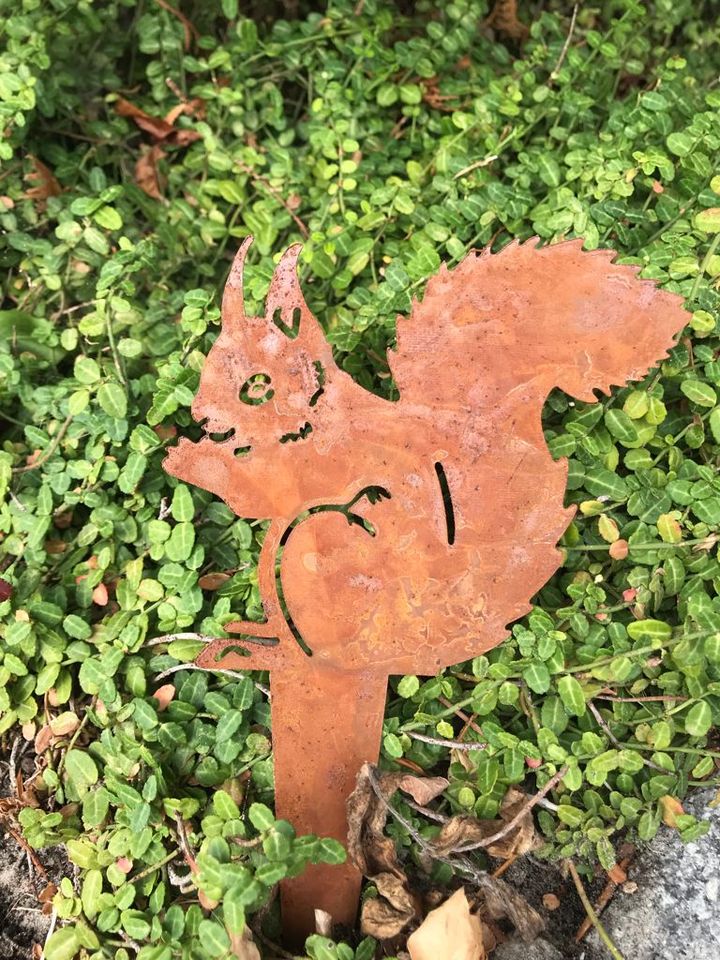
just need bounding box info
[163,236,687,940]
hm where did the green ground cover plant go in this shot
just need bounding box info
[1,0,720,957]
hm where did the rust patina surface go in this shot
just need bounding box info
[163,237,687,941]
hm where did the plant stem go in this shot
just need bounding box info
[690,232,720,301]
[568,860,626,960]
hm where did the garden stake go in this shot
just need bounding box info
[163,235,687,943]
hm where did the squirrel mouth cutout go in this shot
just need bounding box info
[196,421,249,456]
[195,418,315,452]
[196,419,236,443]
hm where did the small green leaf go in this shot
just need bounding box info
[64,750,99,798]
[213,790,241,821]
[626,619,672,642]
[583,467,627,501]
[171,484,194,522]
[666,131,693,157]
[604,409,638,444]
[376,84,398,106]
[74,356,100,384]
[709,408,720,444]
[694,208,720,233]
[685,700,712,737]
[44,927,81,960]
[98,381,128,418]
[680,379,717,408]
[523,661,551,694]
[216,709,244,743]
[263,829,292,861]
[383,732,403,757]
[164,522,195,562]
[81,869,103,920]
[397,675,419,698]
[82,787,110,828]
[93,206,123,230]
[623,391,649,419]
[248,802,275,831]
[557,676,586,717]
[316,837,347,865]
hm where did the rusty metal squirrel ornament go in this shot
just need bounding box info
[164,236,687,940]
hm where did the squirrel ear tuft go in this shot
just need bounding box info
[221,236,254,333]
[265,243,306,335]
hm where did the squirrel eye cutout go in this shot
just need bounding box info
[240,373,275,406]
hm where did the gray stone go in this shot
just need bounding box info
[586,789,720,960]
[493,937,564,960]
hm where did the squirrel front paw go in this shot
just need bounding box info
[194,630,302,673]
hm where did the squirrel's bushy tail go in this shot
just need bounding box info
[389,237,688,407]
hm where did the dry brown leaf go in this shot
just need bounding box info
[38,882,57,904]
[427,788,539,860]
[398,774,449,805]
[314,908,333,937]
[476,874,544,942]
[49,712,80,737]
[154,0,199,51]
[607,863,627,885]
[198,571,233,590]
[116,97,201,146]
[407,888,485,960]
[361,873,417,939]
[116,97,175,140]
[164,97,205,126]
[135,144,166,200]
[427,815,493,858]
[34,725,54,754]
[92,583,109,606]
[486,787,540,859]
[348,765,420,939]
[228,926,261,960]
[347,763,406,877]
[152,684,176,711]
[660,794,685,828]
[172,128,202,148]
[451,747,479,774]
[24,156,61,205]
[347,766,543,943]
[485,0,529,41]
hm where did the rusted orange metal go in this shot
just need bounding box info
[164,237,687,943]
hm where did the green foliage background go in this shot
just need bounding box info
[2,0,720,957]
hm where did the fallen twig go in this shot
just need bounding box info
[595,694,687,703]
[129,850,180,884]
[237,163,309,237]
[153,0,198,50]
[589,702,665,773]
[42,910,58,956]
[146,632,216,647]
[174,814,198,873]
[12,414,72,474]
[568,860,626,960]
[453,765,568,853]
[406,731,487,751]
[549,3,579,81]
[575,845,635,943]
[363,765,545,940]
[438,697,485,737]
[4,824,47,878]
[402,796,449,823]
